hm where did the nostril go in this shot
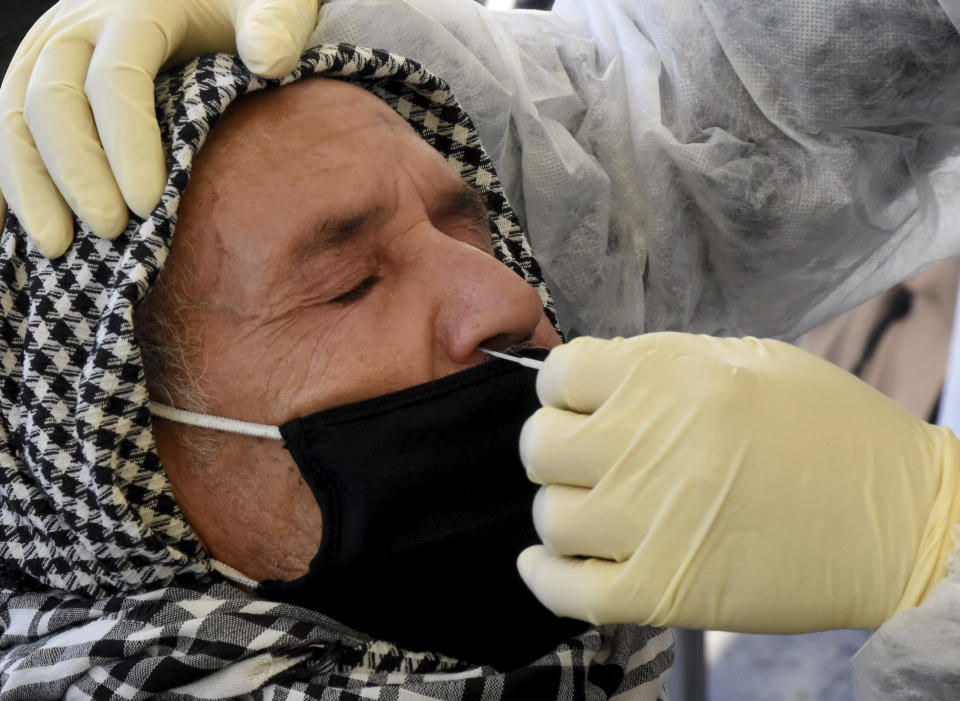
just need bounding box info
[479,334,514,353]
[479,333,535,354]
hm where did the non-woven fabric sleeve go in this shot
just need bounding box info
[852,525,960,700]
[313,0,960,339]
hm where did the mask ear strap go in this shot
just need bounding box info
[148,401,283,441]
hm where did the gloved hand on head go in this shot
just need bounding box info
[0,0,319,258]
[518,333,960,633]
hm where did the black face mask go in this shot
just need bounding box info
[255,353,588,670]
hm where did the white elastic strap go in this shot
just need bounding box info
[149,401,283,441]
[210,559,260,589]
[480,348,545,370]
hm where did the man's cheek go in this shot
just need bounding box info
[277,308,400,414]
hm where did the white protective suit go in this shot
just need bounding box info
[309,1,960,698]
[311,0,960,342]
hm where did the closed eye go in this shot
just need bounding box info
[331,276,381,304]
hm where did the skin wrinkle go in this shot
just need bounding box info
[264,259,371,322]
[260,280,374,388]
[140,77,561,583]
[259,316,339,396]
[290,206,385,263]
[287,183,490,268]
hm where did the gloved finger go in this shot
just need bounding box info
[538,332,760,414]
[0,49,75,257]
[520,406,617,487]
[537,336,659,413]
[533,485,641,561]
[24,36,128,238]
[517,545,632,625]
[85,9,207,218]
[236,0,319,78]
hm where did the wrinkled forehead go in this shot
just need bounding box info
[212,76,418,134]
[185,76,468,221]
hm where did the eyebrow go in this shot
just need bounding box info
[289,182,490,265]
[434,184,490,233]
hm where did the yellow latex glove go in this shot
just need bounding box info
[0,0,319,257]
[518,334,960,633]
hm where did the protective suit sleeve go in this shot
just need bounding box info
[0,0,318,257]
[517,335,960,633]
[851,547,960,699]
[313,0,960,339]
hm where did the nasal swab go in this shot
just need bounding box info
[480,348,545,370]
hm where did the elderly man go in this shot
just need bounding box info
[136,74,585,668]
[0,47,670,698]
[138,77,559,584]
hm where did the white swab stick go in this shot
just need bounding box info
[480,348,545,369]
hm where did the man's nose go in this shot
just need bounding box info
[427,233,549,366]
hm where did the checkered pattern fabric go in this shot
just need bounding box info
[0,45,672,698]
[0,584,671,700]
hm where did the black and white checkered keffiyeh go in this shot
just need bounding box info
[0,45,672,698]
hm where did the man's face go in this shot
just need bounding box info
[151,78,560,582]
